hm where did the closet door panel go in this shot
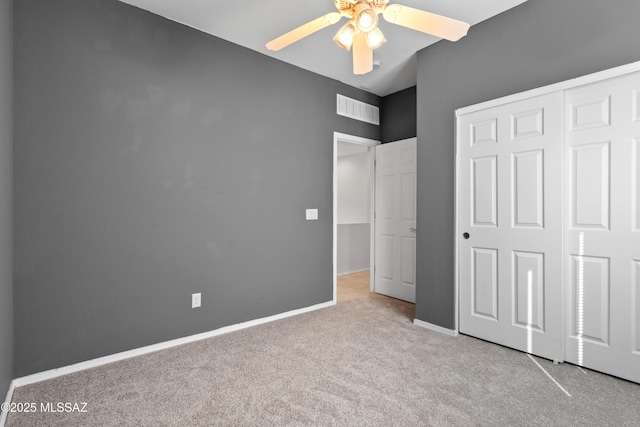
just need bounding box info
[459,92,563,361]
[564,71,640,383]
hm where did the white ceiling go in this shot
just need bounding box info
[118,0,527,96]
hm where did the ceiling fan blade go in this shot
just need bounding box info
[352,31,373,75]
[383,4,469,42]
[266,12,342,51]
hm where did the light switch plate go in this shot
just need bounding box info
[192,293,201,308]
[306,209,318,220]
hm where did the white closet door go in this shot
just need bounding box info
[564,72,640,383]
[458,92,563,361]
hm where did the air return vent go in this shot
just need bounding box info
[337,94,380,125]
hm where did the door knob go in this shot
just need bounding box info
[462,232,470,239]
[409,228,417,233]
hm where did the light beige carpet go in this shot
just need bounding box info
[5,273,640,426]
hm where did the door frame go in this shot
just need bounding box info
[333,132,380,303]
[455,60,640,336]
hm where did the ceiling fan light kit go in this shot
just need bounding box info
[365,27,387,50]
[353,3,378,32]
[266,0,470,75]
[333,21,356,50]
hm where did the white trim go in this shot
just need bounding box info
[414,319,459,337]
[11,300,334,389]
[456,60,640,117]
[337,268,370,276]
[368,144,376,292]
[454,119,460,333]
[333,132,380,301]
[0,381,16,427]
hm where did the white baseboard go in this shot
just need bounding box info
[337,268,369,276]
[413,318,459,337]
[12,300,335,389]
[0,381,16,427]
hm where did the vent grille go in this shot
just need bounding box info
[337,94,380,125]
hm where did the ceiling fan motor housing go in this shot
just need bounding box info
[334,0,389,18]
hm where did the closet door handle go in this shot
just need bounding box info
[462,232,470,239]
[409,228,417,233]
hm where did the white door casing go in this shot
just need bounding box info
[563,72,640,383]
[458,93,564,362]
[374,138,417,303]
[332,132,380,303]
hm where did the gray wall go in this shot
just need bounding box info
[337,224,370,275]
[415,0,640,328]
[381,86,416,143]
[0,0,13,395]
[14,0,380,376]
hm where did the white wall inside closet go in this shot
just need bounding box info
[337,142,371,275]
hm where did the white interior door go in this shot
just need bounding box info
[374,138,417,303]
[458,93,564,361]
[563,72,640,383]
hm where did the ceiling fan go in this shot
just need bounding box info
[265,0,470,75]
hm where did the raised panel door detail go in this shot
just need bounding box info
[571,255,610,345]
[513,251,545,331]
[570,96,611,131]
[382,175,394,220]
[572,142,611,229]
[380,235,394,280]
[470,118,497,146]
[472,247,499,320]
[381,150,394,168]
[511,108,544,140]
[472,156,498,227]
[401,236,416,286]
[512,150,544,228]
[401,173,416,221]
[401,147,416,165]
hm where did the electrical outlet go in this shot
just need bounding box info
[192,293,201,308]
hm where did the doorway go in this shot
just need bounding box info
[333,132,379,303]
[333,133,418,305]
